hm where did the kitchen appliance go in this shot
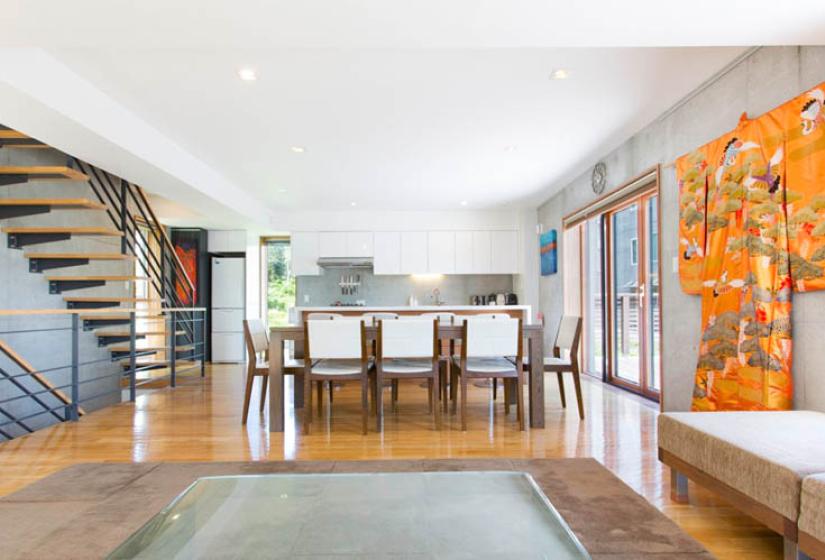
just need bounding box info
[487,293,497,306]
[211,256,245,363]
[317,257,373,269]
[506,293,518,305]
[495,293,506,306]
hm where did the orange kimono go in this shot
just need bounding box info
[677,83,825,411]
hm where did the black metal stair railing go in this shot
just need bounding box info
[70,158,199,352]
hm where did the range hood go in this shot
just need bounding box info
[316,257,373,269]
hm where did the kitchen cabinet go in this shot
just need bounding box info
[455,231,473,274]
[373,232,401,274]
[427,232,455,274]
[400,231,428,274]
[319,231,373,258]
[472,231,492,273]
[208,230,246,253]
[490,230,518,273]
[291,232,320,276]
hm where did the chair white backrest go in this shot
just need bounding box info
[455,313,509,324]
[306,312,344,320]
[555,316,581,353]
[418,312,455,325]
[361,312,399,325]
[464,318,519,358]
[246,318,269,354]
[380,319,435,358]
[307,319,363,360]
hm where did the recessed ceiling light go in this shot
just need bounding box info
[460,200,468,206]
[550,69,569,80]
[238,68,257,81]
[350,202,357,207]
[290,146,305,153]
[277,188,287,193]
[504,145,517,152]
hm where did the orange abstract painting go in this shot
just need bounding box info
[676,83,825,411]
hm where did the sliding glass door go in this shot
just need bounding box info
[264,239,295,326]
[606,192,660,398]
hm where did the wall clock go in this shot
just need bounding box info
[592,162,607,195]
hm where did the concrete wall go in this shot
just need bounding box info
[536,46,825,412]
[297,270,514,308]
[0,146,127,437]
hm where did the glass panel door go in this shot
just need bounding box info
[610,204,641,385]
[583,216,604,377]
[646,195,661,394]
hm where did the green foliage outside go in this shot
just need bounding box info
[266,241,295,326]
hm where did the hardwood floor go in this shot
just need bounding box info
[0,364,782,559]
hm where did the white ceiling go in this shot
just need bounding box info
[47,47,744,213]
[0,2,823,226]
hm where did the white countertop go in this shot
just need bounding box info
[291,305,532,323]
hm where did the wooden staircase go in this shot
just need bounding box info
[0,126,203,413]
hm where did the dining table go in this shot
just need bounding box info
[268,323,545,431]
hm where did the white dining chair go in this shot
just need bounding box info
[303,319,371,435]
[306,312,344,320]
[360,312,400,325]
[451,317,524,431]
[375,318,440,430]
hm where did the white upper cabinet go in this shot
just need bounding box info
[319,232,373,257]
[208,230,246,253]
[490,230,518,274]
[455,231,474,274]
[319,232,347,258]
[291,232,320,276]
[472,231,492,274]
[346,232,373,257]
[400,231,428,274]
[373,232,401,275]
[427,232,455,274]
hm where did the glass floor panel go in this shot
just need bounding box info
[109,471,591,559]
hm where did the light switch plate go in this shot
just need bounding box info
[304,295,310,303]
[672,256,678,273]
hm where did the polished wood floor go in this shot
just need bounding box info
[0,364,782,559]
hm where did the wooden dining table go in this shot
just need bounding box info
[268,323,545,431]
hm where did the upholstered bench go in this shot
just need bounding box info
[658,411,825,560]
[800,474,825,559]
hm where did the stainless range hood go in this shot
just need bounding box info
[316,257,373,269]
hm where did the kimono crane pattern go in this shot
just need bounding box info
[677,83,825,411]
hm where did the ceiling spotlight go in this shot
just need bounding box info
[350,202,357,207]
[550,69,569,80]
[290,146,305,153]
[277,188,288,193]
[460,200,468,206]
[504,146,517,152]
[238,68,257,81]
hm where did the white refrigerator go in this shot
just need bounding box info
[211,256,245,363]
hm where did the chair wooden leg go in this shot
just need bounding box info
[492,378,497,400]
[440,361,449,411]
[572,368,584,420]
[503,378,511,415]
[329,381,334,403]
[556,372,567,408]
[392,379,399,406]
[303,372,312,435]
[516,372,525,431]
[450,368,458,414]
[375,371,383,431]
[427,378,434,413]
[432,374,440,429]
[460,374,468,431]
[361,377,369,435]
[316,381,324,417]
[241,368,256,425]
[259,375,268,413]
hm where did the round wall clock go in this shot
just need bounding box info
[591,162,607,195]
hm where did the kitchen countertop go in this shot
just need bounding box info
[290,305,532,323]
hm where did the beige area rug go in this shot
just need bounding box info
[0,458,712,559]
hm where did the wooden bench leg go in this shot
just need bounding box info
[670,468,689,504]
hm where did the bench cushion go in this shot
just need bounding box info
[800,474,825,543]
[658,411,825,521]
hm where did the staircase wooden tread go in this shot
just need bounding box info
[2,227,123,236]
[81,314,164,321]
[96,330,185,337]
[46,275,149,282]
[0,131,28,139]
[24,252,136,260]
[0,198,105,209]
[0,166,88,181]
[111,344,194,352]
[64,297,161,303]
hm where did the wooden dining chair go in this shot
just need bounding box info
[419,312,454,406]
[375,318,440,430]
[303,319,371,435]
[451,317,524,431]
[545,316,584,420]
[242,319,270,424]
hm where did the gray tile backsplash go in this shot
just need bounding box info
[296,270,514,306]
